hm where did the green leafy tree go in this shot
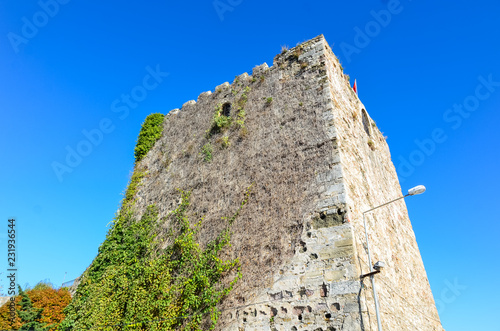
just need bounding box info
[17,285,49,331]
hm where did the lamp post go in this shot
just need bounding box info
[361,185,426,331]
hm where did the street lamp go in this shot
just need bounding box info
[361,185,426,331]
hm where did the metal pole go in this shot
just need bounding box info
[364,195,407,214]
[362,194,408,331]
[363,213,383,331]
[361,190,424,330]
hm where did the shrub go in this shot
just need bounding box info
[134,113,165,162]
[291,47,302,61]
[219,136,230,149]
[201,143,213,162]
[207,104,232,138]
[235,109,246,129]
[368,140,376,151]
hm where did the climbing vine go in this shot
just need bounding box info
[134,113,165,162]
[60,179,251,330]
[123,169,146,208]
[234,87,249,129]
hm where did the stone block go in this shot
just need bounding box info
[325,126,337,139]
[215,82,230,91]
[168,108,180,115]
[335,238,353,248]
[252,63,269,77]
[329,281,361,296]
[234,72,249,83]
[197,91,212,101]
[312,211,344,229]
[182,100,196,108]
[319,246,353,259]
[325,183,344,196]
[317,196,340,210]
[344,302,366,313]
[324,270,345,282]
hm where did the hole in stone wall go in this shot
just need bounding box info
[243,318,247,323]
[320,283,328,297]
[325,313,332,319]
[291,327,297,331]
[298,314,303,321]
[332,303,341,311]
[362,109,371,136]
[313,208,346,229]
[310,253,318,259]
[222,102,231,117]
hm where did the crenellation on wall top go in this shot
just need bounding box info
[273,35,326,67]
[251,63,268,77]
[167,108,180,116]
[181,100,196,109]
[215,81,231,93]
[197,91,212,101]
[233,72,250,84]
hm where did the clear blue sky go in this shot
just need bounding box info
[1,1,499,330]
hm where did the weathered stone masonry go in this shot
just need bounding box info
[132,35,443,330]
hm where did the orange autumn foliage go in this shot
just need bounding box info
[0,284,71,331]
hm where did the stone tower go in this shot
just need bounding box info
[132,35,443,330]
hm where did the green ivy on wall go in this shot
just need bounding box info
[60,168,251,330]
[134,113,165,163]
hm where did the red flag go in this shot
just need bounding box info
[353,79,358,94]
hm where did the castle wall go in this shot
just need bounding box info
[130,35,442,330]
